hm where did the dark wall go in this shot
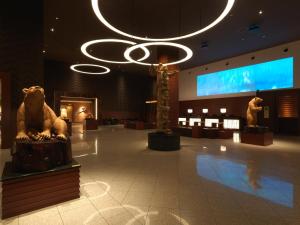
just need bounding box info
[180,89,300,135]
[0,1,44,147]
[44,60,153,120]
[0,1,44,106]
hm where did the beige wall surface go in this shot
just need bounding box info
[179,40,300,101]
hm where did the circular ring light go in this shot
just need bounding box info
[124,42,193,66]
[81,39,150,64]
[70,64,110,75]
[91,0,235,41]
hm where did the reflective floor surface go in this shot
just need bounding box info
[1,124,300,225]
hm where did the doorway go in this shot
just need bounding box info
[60,97,98,123]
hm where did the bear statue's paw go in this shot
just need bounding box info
[16,132,30,140]
[39,131,51,140]
[56,134,67,141]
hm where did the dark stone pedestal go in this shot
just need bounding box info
[12,139,72,173]
[202,128,219,139]
[1,160,81,219]
[84,118,98,130]
[192,126,203,138]
[148,132,180,151]
[241,126,273,146]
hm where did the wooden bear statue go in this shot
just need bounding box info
[16,86,67,141]
[246,97,263,127]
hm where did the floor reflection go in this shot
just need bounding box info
[197,154,293,207]
[72,138,99,158]
[1,125,300,225]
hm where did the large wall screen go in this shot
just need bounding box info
[197,57,294,97]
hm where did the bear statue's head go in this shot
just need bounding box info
[254,97,263,105]
[23,86,45,110]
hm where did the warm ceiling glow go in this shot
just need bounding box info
[70,64,110,75]
[220,108,227,114]
[202,109,208,114]
[187,109,193,114]
[145,100,158,104]
[81,39,150,64]
[124,42,193,66]
[91,0,235,41]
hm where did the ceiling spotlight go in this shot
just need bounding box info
[124,42,193,66]
[259,10,263,15]
[81,39,150,64]
[55,17,60,20]
[50,28,55,32]
[42,50,46,54]
[201,41,209,49]
[91,0,235,41]
[70,64,110,75]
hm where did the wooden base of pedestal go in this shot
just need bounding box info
[241,132,273,146]
[1,160,81,219]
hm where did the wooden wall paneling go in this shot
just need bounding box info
[45,60,150,121]
[0,73,12,149]
[179,89,300,135]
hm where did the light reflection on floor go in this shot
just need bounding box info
[1,125,300,225]
[197,155,293,207]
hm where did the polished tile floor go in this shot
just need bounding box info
[1,125,300,225]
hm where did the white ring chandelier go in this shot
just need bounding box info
[124,42,193,66]
[81,39,150,64]
[70,64,110,75]
[91,0,235,41]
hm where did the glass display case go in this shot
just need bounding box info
[189,118,201,126]
[178,117,187,126]
[205,119,219,128]
[223,119,240,129]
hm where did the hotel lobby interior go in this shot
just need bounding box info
[1,0,300,225]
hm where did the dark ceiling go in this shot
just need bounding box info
[44,0,300,75]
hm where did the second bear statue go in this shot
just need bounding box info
[246,97,263,127]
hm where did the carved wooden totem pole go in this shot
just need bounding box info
[152,63,179,134]
[156,64,170,133]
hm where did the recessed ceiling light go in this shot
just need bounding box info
[259,10,263,15]
[55,17,60,20]
[50,28,55,32]
[70,64,110,75]
[124,42,193,66]
[91,0,235,41]
[42,50,46,54]
[81,39,150,64]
